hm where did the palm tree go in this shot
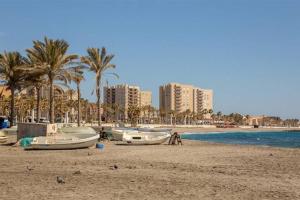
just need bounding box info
[23,74,48,123]
[71,66,85,126]
[169,110,176,125]
[81,47,116,126]
[127,105,141,127]
[217,111,223,121]
[26,37,78,123]
[0,51,28,126]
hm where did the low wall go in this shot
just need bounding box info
[17,123,58,140]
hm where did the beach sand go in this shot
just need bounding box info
[1,133,300,200]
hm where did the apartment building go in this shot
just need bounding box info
[140,91,152,107]
[103,84,152,119]
[159,83,213,118]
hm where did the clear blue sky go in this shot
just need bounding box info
[0,0,299,119]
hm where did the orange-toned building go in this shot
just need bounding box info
[0,85,11,99]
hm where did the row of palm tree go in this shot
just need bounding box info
[0,37,116,127]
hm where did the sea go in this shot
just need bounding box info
[181,131,300,148]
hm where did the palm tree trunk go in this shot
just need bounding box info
[36,87,41,123]
[85,102,88,123]
[9,87,15,127]
[49,79,54,123]
[96,78,101,127]
[77,83,81,127]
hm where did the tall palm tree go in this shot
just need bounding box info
[71,66,85,126]
[0,51,28,126]
[81,47,116,126]
[23,73,48,123]
[26,37,78,123]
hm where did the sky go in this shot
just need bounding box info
[0,0,299,119]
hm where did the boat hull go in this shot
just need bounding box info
[118,132,171,145]
[110,128,138,141]
[24,134,99,150]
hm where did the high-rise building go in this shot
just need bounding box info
[140,91,152,107]
[103,84,152,119]
[159,83,213,118]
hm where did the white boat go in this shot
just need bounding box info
[110,128,138,141]
[23,133,99,150]
[119,131,171,145]
[0,131,8,144]
[60,127,97,135]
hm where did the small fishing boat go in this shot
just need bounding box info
[110,128,138,141]
[0,131,8,144]
[119,131,171,145]
[23,133,99,150]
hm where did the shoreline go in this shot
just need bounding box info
[171,127,300,134]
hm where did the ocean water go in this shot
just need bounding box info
[181,131,300,148]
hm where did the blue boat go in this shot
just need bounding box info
[0,116,10,129]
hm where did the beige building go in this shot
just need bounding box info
[140,91,152,107]
[159,83,213,118]
[103,84,152,119]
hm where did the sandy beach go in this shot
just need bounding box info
[1,132,300,200]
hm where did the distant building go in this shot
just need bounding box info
[159,83,213,118]
[25,86,78,101]
[103,84,152,119]
[140,91,152,107]
[245,115,268,126]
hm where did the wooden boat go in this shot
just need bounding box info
[118,131,171,145]
[23,133,99,150]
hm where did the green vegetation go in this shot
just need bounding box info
[0,37,116,126]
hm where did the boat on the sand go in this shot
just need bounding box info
[23,133,99,150]
[110,128,138,141]
[118,131,171,145]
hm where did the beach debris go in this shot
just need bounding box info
[269,153,273,156]
[56,176,65,184]
[126,165,136,169]
[73,170,81,175]
[110,164,118,170]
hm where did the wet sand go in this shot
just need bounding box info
[1,134,300,200]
